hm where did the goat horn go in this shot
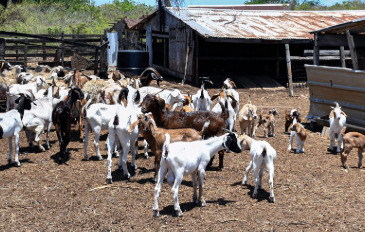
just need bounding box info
[334,101,340,108]
[221,128,233,134]
[153,88,165,96]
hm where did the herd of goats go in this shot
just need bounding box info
[0,60,364,217]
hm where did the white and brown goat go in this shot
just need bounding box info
[256,108,279,138]
[239,103,258,137]
[288,117,307,153]
[340,131,365,169]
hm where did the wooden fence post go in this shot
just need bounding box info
[15,30,18,61]
[285,44,294,97]
[0,38,5,60]
[313,33,319,65]
[340,46,346,68]
[24,39,28,67]
[94,48,99,74]
[61,31,65,67]
[346,30,359,70]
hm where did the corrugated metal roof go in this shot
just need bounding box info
[310,17,365,34]
[166,8,365,40]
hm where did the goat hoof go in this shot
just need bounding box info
[217,166,223,171]
[97,156,103,161]
[199,200,207,207]
[153,210,160,217]
[269,196,275,203]
[252,194,257,199]
[175,210,183,217]
[124,174,131,180]
[14,162,21,167]
[264,135,268,138]
[106,178,112,184]
[133,165,137,170]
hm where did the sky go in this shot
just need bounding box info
[94,0,349,7]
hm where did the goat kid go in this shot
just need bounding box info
[288,117,307,153]
[239,103,258,137]
[285,109,301,134]
[256,109,279,138]
[192,77,213,111]
[153,131,242,217]
[240,134,276,203]
[329,102,347,153]
[340,131,365,169]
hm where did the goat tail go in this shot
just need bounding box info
[199,120,210,140]
[162,133,170,159]
[82,99,92,118]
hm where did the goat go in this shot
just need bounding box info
[284,109,302,134]
[20,94,53,152]
[256,109,279,138]
[128,114,209,182]
[141,94,230,169]
[240,134,276,203]
[139,87,185,106]
[211,90,237,131]
[106,85,141,183]
[239,103,258,137]
[288,117,307,153]
[222,78,240,116]
[16,72,34,84]
[329,102,347,153]
[52,87,84,163]
[153,130,242,217]
[83,98,121,161]
[0,60,12,73]
[180,94,194,112]
[192,77,213,111]
[6,75,46,110]
[0,110,23,167]
[340,131,365,169]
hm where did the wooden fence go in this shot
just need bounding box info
[0,31,108,73]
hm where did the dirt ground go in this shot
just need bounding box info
[0,76,364,231]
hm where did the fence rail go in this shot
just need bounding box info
[0,31,107,73]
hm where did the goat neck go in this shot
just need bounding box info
[238,134,252,150]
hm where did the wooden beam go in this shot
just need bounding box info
[313,33,319,65]
[0,39,4,60]
[340,46,346,68]
[346,30,359,70]
[317,34,365,47]
[146,25,153,66]
[285,44,294,97]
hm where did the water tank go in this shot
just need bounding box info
[117,50,149,75]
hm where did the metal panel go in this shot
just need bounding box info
[306,65,365,126]
[165,8,365,40]
[107,32,118,66]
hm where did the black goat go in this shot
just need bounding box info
[52,87,84,163]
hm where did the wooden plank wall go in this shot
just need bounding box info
[1,32,102,66]
[306,64,365,126]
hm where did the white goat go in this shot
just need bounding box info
[240,134,276,203]
[211,91,236,131]
[83,100,119,160]
[192,84,212,111]
[222,78,240,116]
[329,102,347,153]
[6,75,47,110]
[22,95,53,152]
[153,131,242,217]
[0,110,23,167]
[106,86,141,183]
[16,72,34,84]
[139,86,185,107]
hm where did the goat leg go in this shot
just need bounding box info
[218,150,224,170]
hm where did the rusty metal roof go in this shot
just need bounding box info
[310,17,365,34]
[166,7,365,40]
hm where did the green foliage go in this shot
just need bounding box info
[1,0,154,34]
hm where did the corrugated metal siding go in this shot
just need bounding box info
[166,8,365,40]
[306,65,365,127]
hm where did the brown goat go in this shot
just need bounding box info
[340,131,365,169]
[141,94,229,169]
[128,114,209,182]
[285,109,302,133]
[257,108,279,137]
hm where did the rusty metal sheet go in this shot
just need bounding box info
[166,8,365,40]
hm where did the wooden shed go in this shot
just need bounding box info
[119,6,365,87]
[306,17,365,129]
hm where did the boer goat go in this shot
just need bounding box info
[141,94,230,169]
[329,102,347,153]
[52,87,84,163]
[288,117,307,153]
[106,86,141,183]
[284,109,301,134]
[340,131,365,169]
[240,134,276,203]
[256,109,279,138]
[239,103,258,137]
[0,110,23,167]
[153,131,242,217]
[128,114,209,182]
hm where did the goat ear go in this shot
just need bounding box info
[210,93,220,101]
[329,110,334,119]
[341,111,347,117]
[128,120,139,133]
